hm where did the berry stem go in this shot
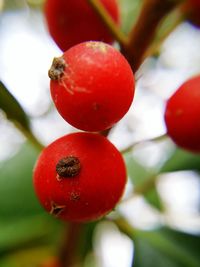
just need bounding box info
[100,127,112,137]
[87,0,128,46]
[59,222,83,267]
[87,0,182,72]
[121,133,167,155]
[123,0,179,72]
[142,6,184,60]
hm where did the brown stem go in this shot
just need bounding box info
[59,222,83,267]
[142,13,184,60]
[56,3,182,266]
[123,0,179,72]
[100,127,112,137]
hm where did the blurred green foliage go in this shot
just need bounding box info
[118,0,141,33]
[132,227,200,267]
[125,152,163,210]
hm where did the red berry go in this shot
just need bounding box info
[49,41,135,132]
[183,1,200,27]
[189,0,200,8]
[44,0,119,51]
[33,132,127,222]
[164,75,200,153]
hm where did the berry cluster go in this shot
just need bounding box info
[33,0,200,224]
[33,0,135,223]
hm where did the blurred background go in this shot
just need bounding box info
[0,0,200,266]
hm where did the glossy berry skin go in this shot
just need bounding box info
[44,0,119,51]
[49,41,135,132]
[164,75,200,153]
[33,132,127,222]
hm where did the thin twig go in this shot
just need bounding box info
[122,0,179,71]
[87,0,181,72]
[14,121,44,151]
[59,222,83,267]
[121,133,167,155]
[87,0,128,46]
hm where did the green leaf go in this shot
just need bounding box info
[124,153,163,210]
[0,142,43,218]
[132,227,200,267]
[0,81,30,131]
[79,222,97,259]
[160,148,200,173]
[133,237,178,267]
[118,0,141,34]
[0,214,62,254]
[154,7,182,42]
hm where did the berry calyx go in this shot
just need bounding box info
[56,156,81,178]
[44,0,120,51]
[33,132,127,222]
[49,41,135,132]
[48,57,66,81]
[164,75,200,153]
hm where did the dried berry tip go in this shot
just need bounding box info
[48,56,66,80]
[50,201,65,216]
[56,156,81,178]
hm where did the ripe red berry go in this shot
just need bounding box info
[49,41,135,132]
[33,132,127,222]
[189,0,200,8]
[182,0,200,27]
[44,0,119,51]
[164,75,200,153]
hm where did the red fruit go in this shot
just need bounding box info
[183,1,200,27]
[33,132,127,222]
[44,0,119,51]
[189,0,200,8]
[164,75,200,153]
[49,41,135,132]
